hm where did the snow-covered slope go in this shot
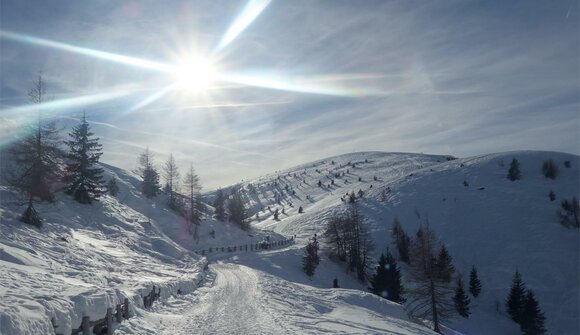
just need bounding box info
[0,164,209,335]
[220,151,579,334]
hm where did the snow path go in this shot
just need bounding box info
[175,263,280,334]
[118,248,435,335]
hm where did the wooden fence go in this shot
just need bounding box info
[198,237,294,256]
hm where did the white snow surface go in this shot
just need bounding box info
[211,151,579,334]
[0,164,213,335]
[1,150,578,335]
[116,248,436,335]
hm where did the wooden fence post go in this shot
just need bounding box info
[106,308,113,335]
[116,304,123,323]
[124,298,130,319]
[81,315,90,335]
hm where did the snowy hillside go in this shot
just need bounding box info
[0,163,211,335]
[218,151,579,334]
[0,155,440,335]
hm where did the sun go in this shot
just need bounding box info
[173,56,217,92]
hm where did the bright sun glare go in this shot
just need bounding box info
[173,57,217,92]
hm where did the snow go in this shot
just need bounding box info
[0,164,207,335]
[116,251,436,335]
[1,150,577,334]
[213,151,579,334]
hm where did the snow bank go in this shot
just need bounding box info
[0,164,206,335]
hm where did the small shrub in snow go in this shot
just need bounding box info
[107,177,119,197]
[541,159,559,179]
[548,190,556,201]
[564,160,571,168]
[333,278,340,288]
[558,196,579,228]
[507,158,521,181]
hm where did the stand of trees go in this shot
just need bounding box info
[406,224,456,333]
[228,190,248,230]
[324,202,374,281]
[506,270,546,334]
[368,250,405,303]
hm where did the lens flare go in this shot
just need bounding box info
[0,30,174,73]
[216,0,272,52]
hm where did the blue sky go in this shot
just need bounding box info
[1,0,578,189]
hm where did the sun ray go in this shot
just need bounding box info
[215,0,272,52]
[221,71,382,97]
[0,30,174,73]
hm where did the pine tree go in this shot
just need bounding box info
[107,177,119,197]
[298,206,303,213]
[302,240,319,277]
[333,278,340,288]
[183,164,202,239]
[162,153,180,211]
[228,191,248,230]
[520,290,546,335]
[369,251,405,303]
[453,275,471,318]
[64,114,104,204]
[436,245,455,283]
[391,218,410,263]
[506,269,526,324]
[508,158,521,181]
[214,188,226,221]
[407,224,455,333]
[469,266,482,297]
[134,147,160,198]
[273,208,279,220]
[8,73,62,227]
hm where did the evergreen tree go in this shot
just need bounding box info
[407,224,455,333]
[508,158,521,181]
[64,114,105,204]
[453,275,471,318]
[436,245,455,283]
[302,240,319,277]
[162,153,181,211]
[8,73,62,227]
[333,278,340,288]
[506,269,526,324]
[541,159,558,179]
[183,164,202,239]
[273,208,279,220]
[469,266,482,297]
[298,206,303,213]
[558,196,579,228]
[134,147,160,198]
[228,191,248,230]
[369,251,405,303]
[107,177,119,197]
[214,188,226,221]
[391,218,410,263]
[520,290,546,335]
